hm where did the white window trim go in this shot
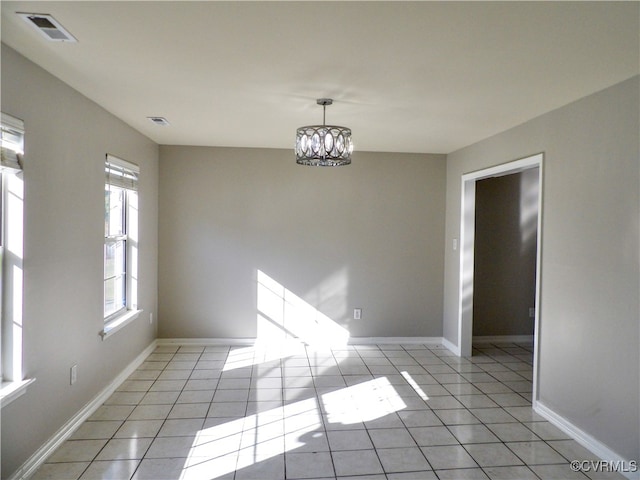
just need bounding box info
[102,154,140,341]
[0,378,35,408]
[100,308,143,340]
[1,112,34,407]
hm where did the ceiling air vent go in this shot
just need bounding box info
[147,117,170,127]
[18,13,77,42]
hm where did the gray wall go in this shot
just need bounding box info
[158,146,446,340]
[472,170,537,336]
[443,76,639,460]
[0,45,159,478]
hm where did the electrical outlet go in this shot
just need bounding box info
[150,312,153,324]
[529,307,535,318]
[353,308,362,320]
[70,364,78,385]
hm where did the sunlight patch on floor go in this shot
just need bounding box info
[179,377,404,479]
[401,370,429,401]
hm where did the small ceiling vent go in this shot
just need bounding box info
[18,13,77,42]
[147,117,170,127]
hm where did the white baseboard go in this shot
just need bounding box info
[473,335,534,344]
[10,340,158,480]
[348,336,443,345]
[156,337,255,346]
[441,337,461,356]
[156,337,446,347]
[535,401,639,480]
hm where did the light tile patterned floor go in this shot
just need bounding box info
[31,342,625,480]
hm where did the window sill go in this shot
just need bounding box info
[100,309,143,340]
[0,378,35,408]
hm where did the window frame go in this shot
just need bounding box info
[104,185,128,321]
[0,112,33,407]
[101,155,141,339]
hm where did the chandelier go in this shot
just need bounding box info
[295,98,353,166]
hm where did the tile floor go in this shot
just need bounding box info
[31,341,625,480]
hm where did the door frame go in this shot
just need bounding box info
[457,153,543,405]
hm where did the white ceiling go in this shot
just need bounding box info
[2,1,638,154]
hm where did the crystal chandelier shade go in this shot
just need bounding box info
[295,99,353,166]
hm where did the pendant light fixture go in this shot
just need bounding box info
[295,98,353,166]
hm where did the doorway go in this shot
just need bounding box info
[457,153,543,404]
[473,168,538,339]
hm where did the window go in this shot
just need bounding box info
[1,113,32,407]
[102,155,140,338]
